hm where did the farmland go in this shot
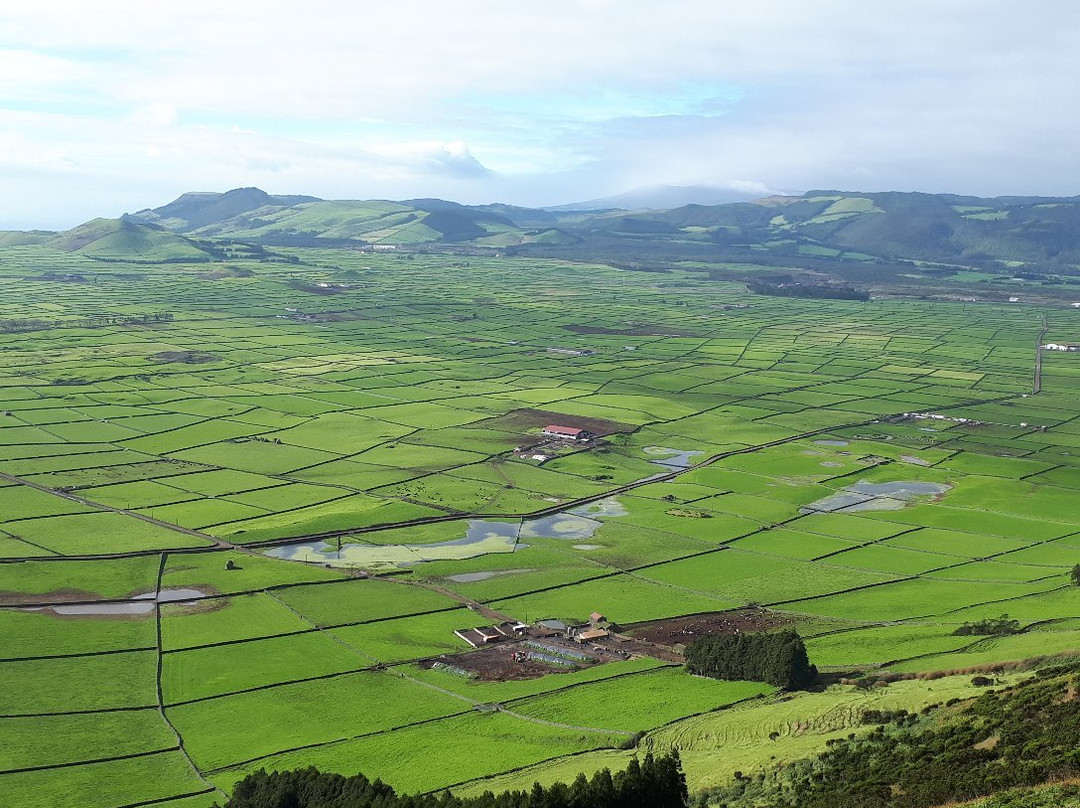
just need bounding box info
[1,242,1079,808]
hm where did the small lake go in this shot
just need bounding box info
[521,513,603,541]
[520,496,627,541]
[265,519,521,568]
[25,588,209,617]
[813,439,850,447]
[644,446,705,469]
[800,481,952,514]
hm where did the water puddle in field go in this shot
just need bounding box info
[267,499,628,567]
[813,439,850,447]
[521,513,603,540]
[644,446,705,469]
[266,519,521,568]
[900,455,932,466]
[801,481,952,514]
[519,497,626,541]
[573,544,601,550]
[570,497,627,518]
[444,568,535,583]
[24,588,209,617]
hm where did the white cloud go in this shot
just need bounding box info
[0,1,1078,224]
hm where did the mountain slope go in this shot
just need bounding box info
[47,218,214,261]
[131,187,321,232]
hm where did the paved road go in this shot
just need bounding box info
[1033,319,1049,394]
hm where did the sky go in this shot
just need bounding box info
[1,1,1078,229]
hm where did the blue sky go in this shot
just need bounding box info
[1,1,1078,228]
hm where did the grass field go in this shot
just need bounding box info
[1,245,1078,808]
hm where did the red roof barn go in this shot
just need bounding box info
[543,425,593,441]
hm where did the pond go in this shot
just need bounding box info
[265,519,521,568]
[520,497,627,541]
[25,588,210,617]
[643,446,705,469]
[800,481,952,514]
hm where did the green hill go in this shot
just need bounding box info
[47,218,214,262]
[131,186,321,231]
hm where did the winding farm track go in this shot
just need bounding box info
[0,471,235,549]
[1033,317,1049,394]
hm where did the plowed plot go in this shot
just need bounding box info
[465,409,633,438]
[426,640,629,682]
[626,608,792,646]
[426,645,556,681]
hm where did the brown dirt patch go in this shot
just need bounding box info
[626,608,793,646]
[973,735,1000,751]
[425,645,571,682]
[152,350,219,364]
[465,408,634,439]
[0,588,100,607]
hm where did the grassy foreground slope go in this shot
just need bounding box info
[691,664,1080,808]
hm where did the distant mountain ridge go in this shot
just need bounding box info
[27,186,1080,273]
[548,183,768,211]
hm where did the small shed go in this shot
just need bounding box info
[576,628,610,643]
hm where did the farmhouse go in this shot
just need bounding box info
[543,424,593,441]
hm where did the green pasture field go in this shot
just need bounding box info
[4,511,212,556]
[272,577,460,625]
[160,550,344,593]
[0,555,160,601]
[0,247,1078,806]
[506,668,773,732]
[326,608,477,663]
[210,710,627,796]
[0,708,177,770]
[160,592,313,650]
[0,606,156,657]
[161,630,370,703]
[2,750,216,808]
[0,650,159,714]
[169,669,469,772]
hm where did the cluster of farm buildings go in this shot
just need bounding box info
[455,612,611,649]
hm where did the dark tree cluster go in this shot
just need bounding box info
[219,751,688,808]
[953,615,1022,637]
[683,630,818,690]
[745,281,871,301]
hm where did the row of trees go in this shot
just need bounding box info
[683,631,818,690]
[220,752,688,808]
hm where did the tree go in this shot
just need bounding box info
[1071,564,1080,586]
